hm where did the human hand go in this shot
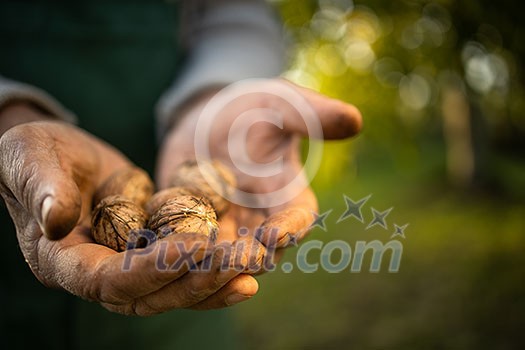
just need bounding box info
[0,113,257,315]
[157,79,362,270]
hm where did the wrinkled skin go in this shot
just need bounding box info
[0,79,361,315]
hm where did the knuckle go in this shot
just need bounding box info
[1,123,43,154]
[186,284,210,304]
[132,299,164,317]
[185,274,224,305]
[89,261,130,305]
[103,300,146,317]
[102,301,149,317]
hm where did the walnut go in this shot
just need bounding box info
[144,186,193,216]
[94,167,154,208]
[91,195,148,252]
[91,162,232,251]
[148,195,219,242]
[168,160,236,217]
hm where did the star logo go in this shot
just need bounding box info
[310,209,332,231]
[337,194,372,223]
[391,223,408,239]
[366,207,393,230]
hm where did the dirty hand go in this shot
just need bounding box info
[0,103,255,315]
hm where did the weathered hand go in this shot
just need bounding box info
[0,110,256,315]
[157,79,362,270]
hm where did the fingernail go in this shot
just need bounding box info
[40,195,54,230]
[225,293,251,306]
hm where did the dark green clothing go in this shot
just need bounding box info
[0,1,238,349]
[0,0,181,169]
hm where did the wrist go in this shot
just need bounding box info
[157,91,218,188]
[161,89,220,156]
[161,87,220,139]
[0,101,52,137]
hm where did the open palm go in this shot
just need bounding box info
[157,79,362,270]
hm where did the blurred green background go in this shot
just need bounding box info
[232,0,525,348]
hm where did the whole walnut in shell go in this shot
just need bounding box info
[94,167,154,208]
[91,195,148,252]
[148,195,219,242]
[145,186,193,216]
[169,160,235,217]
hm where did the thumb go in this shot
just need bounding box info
[280,80,363,140]
[0,125,82,240]
[33,170,82,240]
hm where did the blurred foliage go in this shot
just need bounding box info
[233,1,525,349]
[275,0,525,194]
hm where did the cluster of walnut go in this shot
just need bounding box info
[91,160,235,252]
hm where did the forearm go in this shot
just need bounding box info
[0,102,52,136]
[0,75,76,136]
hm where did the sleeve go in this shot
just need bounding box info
[0,75,76,123]
[155,0,286,137]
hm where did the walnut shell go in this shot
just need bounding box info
[168,160,236,217]
[91,195,148,252]
[94,167,154,208]
[148,195,219,242]
[145,186,193,216]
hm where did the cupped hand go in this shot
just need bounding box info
[0,110,257,315]
[157,79,362,270]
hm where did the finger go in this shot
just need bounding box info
[231,236,266,274]
[45,231,213,305]
[258,207,312,248]
[258,189,318,249]
[252,247,287,276]
[189,274,259,310]
[0,124,82,239]
[116,242,246,315]
[217,205,266,244]
[279,79,362,140]
[103,238,264,315]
